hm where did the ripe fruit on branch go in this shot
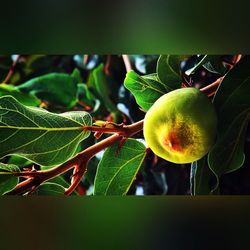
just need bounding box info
[143,87,217,164]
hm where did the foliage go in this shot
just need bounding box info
[94,139,146,195]
[0,54,249,195]
[0,95,92,166]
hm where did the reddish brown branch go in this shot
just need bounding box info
[223,54,242,70]
[200,77,224,97]
[197,54,242,97]
[181,82,189,88]
[64,164,87,195]
[3,55,20,83]
[82,125,125,135]
[77,100,92,111]
[82,120,144,137]
[6,120,144,195]
[6,178,38,195]
[83,55,89,65]
[122,55,133,72]
[104,55,112,75]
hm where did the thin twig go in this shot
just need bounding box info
[3,55,21,83]
[198,54,242,97]
[122,55,133,72]
[200,77,224,97]
[64,164,87,195]
[222,54,242,70]
[6,178,38,195]
[104,55,112,75]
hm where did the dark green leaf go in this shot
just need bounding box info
[203,55,226,75]
[7,155,32,167]
[0,96,92,166]
[0,163,19,195]
[185,55,211,75]
[77,83,97,110]
[157,55,186,89]
[33,182,65,195]
[0,83,41,106]
[191,157,216,195]
[17,72,79,108]
[85,157,99,185]
[41,165,78,195]
[208,56,250,187]
[124,71,167,111]
[24,55,53,75]
[209,111,249,179]
[71,68,82,83]
[186,55,226,76]
[89,64,118,113]
[94,139,146,195]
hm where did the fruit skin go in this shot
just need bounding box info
[143,87,217,164]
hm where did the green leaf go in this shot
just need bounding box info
[7,155,32,167]
[203,58,226,75]
[186,55,226,76]
[71,68,82,83]
[33,182,65,195]
[191,157,216,195]
[89,64,118,113]
[40,165,78,195]
[17,72,79,108]
[156,55,186,89]
[0,96,92,166]
[185,55,211,75]
[94,139,146,195]
[0,163,19,195]
[0,83,41,106]
[85,156,99,185]
[77,83,97,109]
[208,56,250,187]
[124,71,167,111]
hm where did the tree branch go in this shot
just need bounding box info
[122,55,133,72]
[6,120,144,195]
[3,55,20,84]
[200,77,224,97]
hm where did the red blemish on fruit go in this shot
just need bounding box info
[163,132,183,152]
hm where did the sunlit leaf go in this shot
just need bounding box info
[124,71,167,111]
[157,55,186,89]
[17,72,79,108]
[0,96,92,166]
[94,139,146,195]
[33,182,65,195]
[0,83,40,106]
[89,64,118,113]
[0,163,19,195]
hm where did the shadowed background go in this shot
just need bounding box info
[0,0,250,54]
[0,197,250,250]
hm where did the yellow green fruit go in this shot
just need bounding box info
[143,87,217,164]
